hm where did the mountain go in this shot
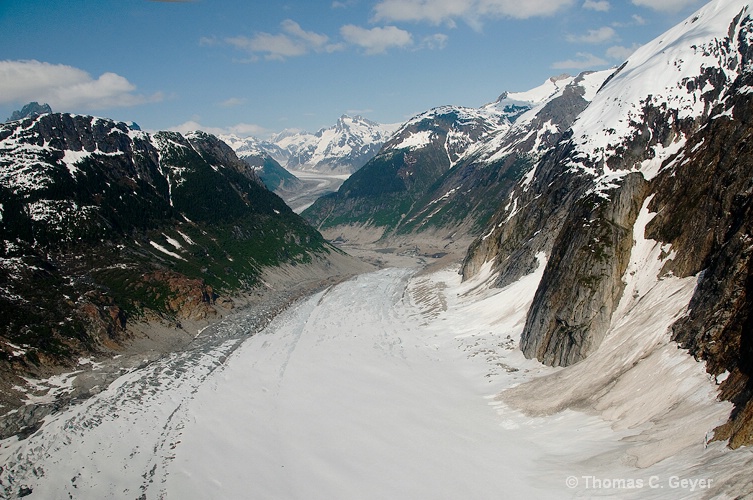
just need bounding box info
[220,134,302,193]
[5,102,52,122]
[302,72,609,253]
[462,0,753,448]
[0,113,346,391]
[268,115,400,174]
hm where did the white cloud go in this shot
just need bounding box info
[199,36,219,46]
[372,0,575,25]
[0,60,162,110]
[228,33,305,61]
[631,0,701,12]
[225,20,342,61]
[552,52,609,69]
[280,19,330,49]
[420,33,449,50]
[566,26,617,44]
[606,44,640,61]
[218,97,247,108]
[169,120,268,137]
[582,0,609,11]
[372,0,468,25]
[340,25,414,54]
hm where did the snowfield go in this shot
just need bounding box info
[1,261,752,499]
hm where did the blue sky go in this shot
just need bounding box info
[0,0,706,137]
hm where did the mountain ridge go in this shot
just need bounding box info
[0,112,363,428]
[301,71,610,255]
[461,0,753,448]
[251,114,400,174]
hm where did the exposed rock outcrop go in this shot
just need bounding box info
[645,79,753,448]
[520,173,648,365]
[6,102,52,122]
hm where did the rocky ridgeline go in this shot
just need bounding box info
[5,102,52,122]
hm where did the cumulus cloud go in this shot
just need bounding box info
[340,25,414,54]
[552,52,608,69]
[566,26,617,44]
[281,19,330,49]
[582,0,609,11]
[225,20,343,61]
[0,59,162,110]
[631,0,701,12]
[373,0,575,25]
[372,0,467,25]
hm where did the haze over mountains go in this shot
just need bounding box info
[222,115,399,175]
[2,0,753,498]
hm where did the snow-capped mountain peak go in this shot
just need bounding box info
[485,73,575,118]
[570,0,752,185]
[253,115,400,174]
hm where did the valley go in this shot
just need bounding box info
[1,251,751,499]
[2,0,753,498]
[281,169,349,214]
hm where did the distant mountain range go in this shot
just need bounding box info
[220,134,302,194]
[5,102,52,122]
[223,115,399,176]
[301,72,606,249]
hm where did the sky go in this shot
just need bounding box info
[0,0,708,138]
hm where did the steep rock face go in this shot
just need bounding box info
[463,0,753,445]
[6,102,52,122]
[520,173,648,365]
[645,80,753,448]
[0,113,330,373]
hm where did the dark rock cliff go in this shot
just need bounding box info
[645,79,753,448]
[520,173,649,365]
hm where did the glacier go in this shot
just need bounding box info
[1,257,751,499]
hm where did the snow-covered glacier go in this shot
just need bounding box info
[1,261,750,499]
